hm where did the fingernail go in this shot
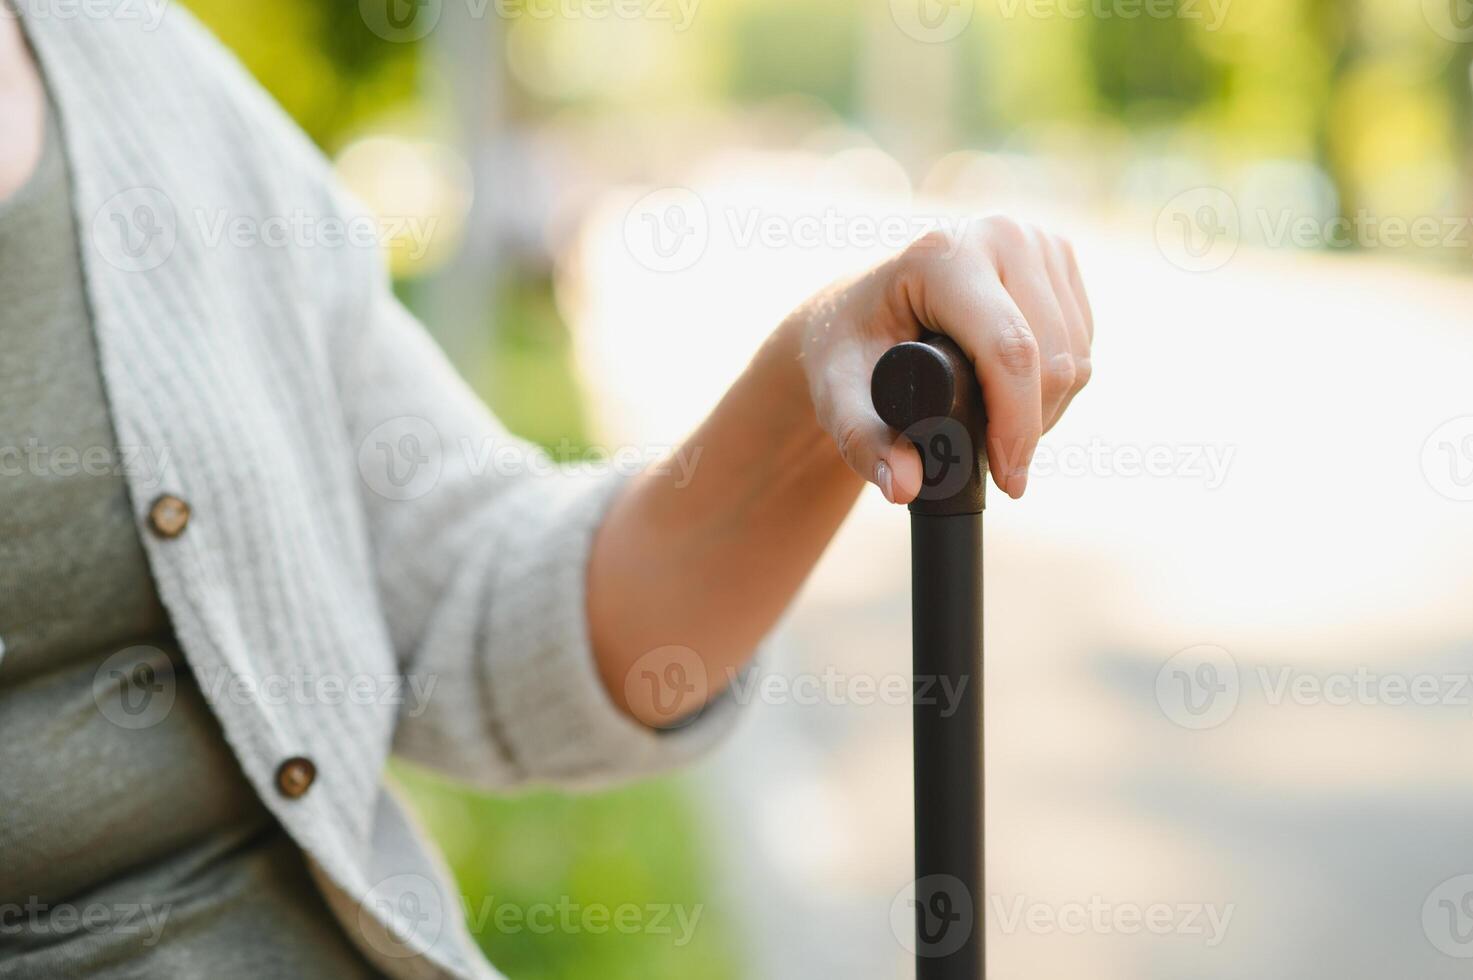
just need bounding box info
[875,460,895,503]
[1005,467,1028,499]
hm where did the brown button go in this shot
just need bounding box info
[276,756,317,799]
[148,495,191,539]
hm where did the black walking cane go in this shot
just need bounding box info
[872,333,987,980]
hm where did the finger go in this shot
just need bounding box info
[994,229,1075,436]
[817,362,926,505]
[1050,235,1096,423]
[904,257,1042,499]
[1060,235,1094,343]
[1037,233,1092,431]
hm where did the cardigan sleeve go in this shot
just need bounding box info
[337,244,748,791]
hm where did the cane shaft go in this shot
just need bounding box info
[911,512,984,979]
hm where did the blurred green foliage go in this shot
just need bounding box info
[481,275,591,454]
[1082,6,1226,121]
[183,0,419,149]
[725,0,860,115]
[393,765,741,980]
[188,0,1473,245]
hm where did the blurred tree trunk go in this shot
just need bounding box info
[425,8,503,377]
[1304,0,1362,234]
[1442,34,1473,260]
[1081,0,1222,122]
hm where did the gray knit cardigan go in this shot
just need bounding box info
[16,5,744,978]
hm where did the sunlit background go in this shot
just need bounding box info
[182,0,1473,976]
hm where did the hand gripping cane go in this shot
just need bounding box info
[871,333,987,980]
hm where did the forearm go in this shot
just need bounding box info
[588,221,1094,729]
[587,319,861,727]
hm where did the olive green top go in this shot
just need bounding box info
[0,101,379,978]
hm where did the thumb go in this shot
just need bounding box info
[825,386,925,505]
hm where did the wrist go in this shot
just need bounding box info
[752,315,858,486]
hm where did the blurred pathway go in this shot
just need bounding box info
[564,168,1473,978]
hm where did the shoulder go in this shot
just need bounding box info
[33,3,339,193]
[25,2,385,321]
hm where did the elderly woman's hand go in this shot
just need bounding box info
[593,215,1094,725]
[786,216,1094,502]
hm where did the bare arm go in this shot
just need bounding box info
[589,219,1095,727]
[0,14,46,202]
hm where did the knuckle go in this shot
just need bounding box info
[994,318,1040,379]
[1043,353,1077,398]
[1073,356,1093,391]
[907,229,962,266]
[982,214,1028,250]
[833,416,870,470]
